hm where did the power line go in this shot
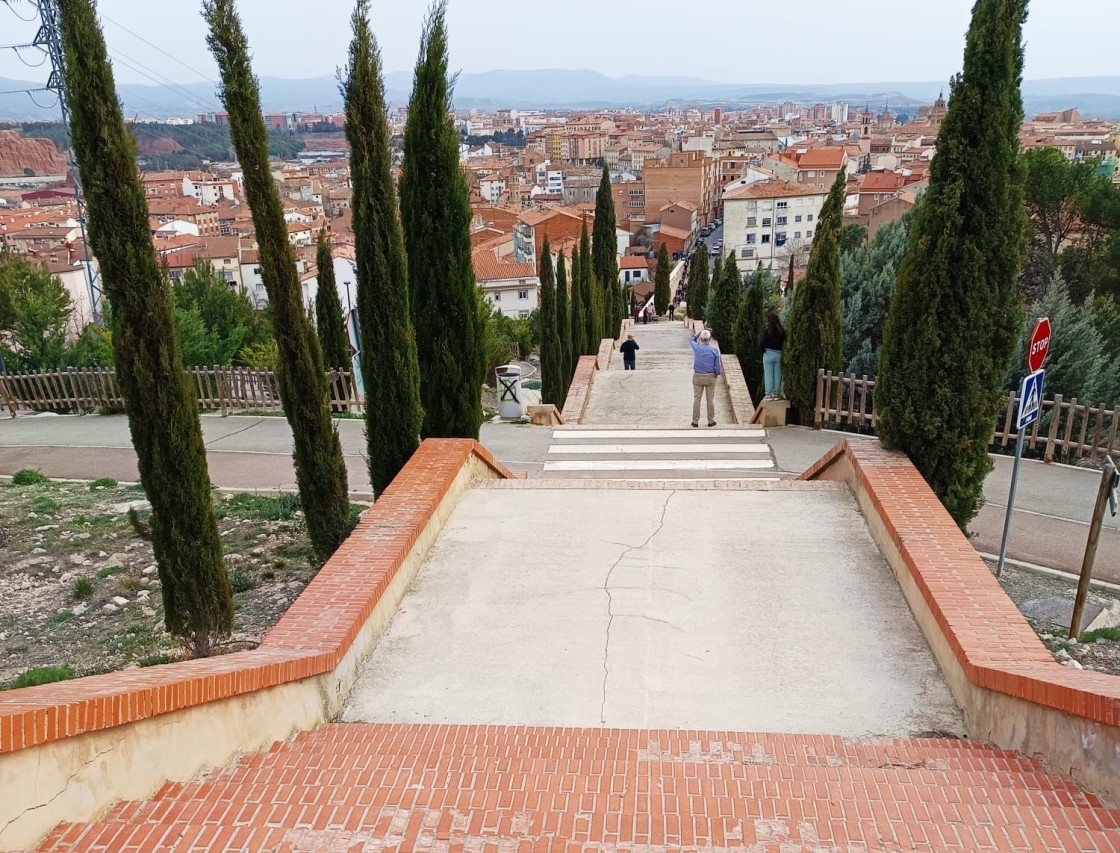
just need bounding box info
[100,11,217,85]
[109,50,221,113]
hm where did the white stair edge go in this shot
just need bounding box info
[548,444,772,455]
[544,459,776,472]
[553,429,764,440]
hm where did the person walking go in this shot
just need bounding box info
[668,302,676,321]
[760,310,786,400]
[690,328,721,427]
[619,333,639,370]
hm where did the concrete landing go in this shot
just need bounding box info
[341,485,964,737]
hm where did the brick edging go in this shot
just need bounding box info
[0,440,511,756]
[804,439,1120,727]
[721,358,756,425]
[559,355,598,424]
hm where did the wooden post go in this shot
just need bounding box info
[1070,457,1118,641]
[1044,394,1062,464]
[813,369,825,430]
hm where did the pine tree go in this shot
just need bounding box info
[709,253,741,352]
[593,165,620,335]
[570,243,587,362]
[342,0,423,495]
[876,0,1028,528]
[653,243,671,316]
[687,243,709,320]
[204,0,351,561]
[783,170,846,418]
[60,0,231,656]
[539,239,564,406]
[555,251,572,397]
[314,231,350,371]
[579,222,598,351]
[737,268,767,402]
[400,0,483,439]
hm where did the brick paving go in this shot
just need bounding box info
[36,725,1120,852]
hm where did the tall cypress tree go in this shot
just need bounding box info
[556,251,572,396]
[570,243,588,361]
[783,170,845,418]
[60,0,230,656]
[539,239,564,406]
[709,253,741,351]
[593,165,620,335]
[400,0,483,439]
[204,0,351,561]
[653,243,672,316]
[737,268,767,403]
[342,0,423,495]
[314,230,350,371]
[688,242,709,320]
[579,222,598,351]
[876,0,1028,528]
[707,253,724,322]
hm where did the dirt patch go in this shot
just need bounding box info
[990,559,1120,676]
[0,477,360,687]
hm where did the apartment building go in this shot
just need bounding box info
[722,180,828,267]
[643,151,717,225]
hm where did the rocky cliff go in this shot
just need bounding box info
[0,130,68,178]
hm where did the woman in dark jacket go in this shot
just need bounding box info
[760,311,786,400]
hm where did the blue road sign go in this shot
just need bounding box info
[1017,369,1045,430]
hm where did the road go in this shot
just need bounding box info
[1,413,1115,583]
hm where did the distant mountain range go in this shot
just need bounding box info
[2,70,1120,121]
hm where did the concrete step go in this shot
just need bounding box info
[38,724,1120,852]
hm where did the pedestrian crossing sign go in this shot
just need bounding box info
[1017,369,1045,430]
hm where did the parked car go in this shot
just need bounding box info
[709,245,719,256]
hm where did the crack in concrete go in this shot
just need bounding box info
[599,490,676,725]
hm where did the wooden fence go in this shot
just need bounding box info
[814,369,1120,465]
[0,367,361,417]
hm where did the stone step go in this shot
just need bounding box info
[543,459,776,473]
[547,443,772,455]
[554,429,766,440]
[38,724,1120,852]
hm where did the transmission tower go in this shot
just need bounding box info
[29,0,105,324]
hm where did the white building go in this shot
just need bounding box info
[721,180,829,268]
[831,102,850,124]
[473,250,540,319]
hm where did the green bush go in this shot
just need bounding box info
[89,477,118,490]
[229,568,254,593]
[10,665,76,689]
[138,653,177,667]
[218,492,302,521]
[71,577,94,600]
[12,469,49,486]
[1080,627,1120,643]
[97,565,123,578]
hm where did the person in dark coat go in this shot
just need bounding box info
[619,333,639,370]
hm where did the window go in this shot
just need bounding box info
[776,216,787,226]
[806,170,816,178]
[775,232,787,246]
[519,311,530,319]
[741,248,754,259]
[746,233,756,245]
[253,267,261,275]
[762,234,771,244]
[776,201,788,209]
[762,217,771,227]
[794,231,802,239]
[807,214,814,222]
[795,215,802,223]
[518,290,529,300]
[806,229,814,238]
[493,292,502,302]
[746,217,757,227]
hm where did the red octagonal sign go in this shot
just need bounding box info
[1027,316,1051,373]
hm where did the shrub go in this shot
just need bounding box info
[12,469,49,486]
[218,492,302,521]
[97,565,123,578]
[89,477,118,490]
[229,568,254,593]
[71,577,94,600]
[10,665,76,689]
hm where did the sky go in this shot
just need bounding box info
[0,0,1114,94]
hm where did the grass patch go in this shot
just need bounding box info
[46,610,75,626]
[97,565,123,578]
[30,496,61,513]
[117,576,145,594]
[71,577,94,600]
[12,469,49,486]
[138,653,176,667]
[218,492,301,521]
[6,644,29,655]
[1080,627,1120,643]
[9,665,75,689]
[89,478,118,490]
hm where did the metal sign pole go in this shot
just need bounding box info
[996,368,1044,580]
[995,428,1024,579]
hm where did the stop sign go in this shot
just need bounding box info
[1027,317,1051,373]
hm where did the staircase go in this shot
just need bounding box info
[36,724,1120,851]
[544,427,783,480]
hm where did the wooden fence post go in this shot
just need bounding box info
[813,369,825,429]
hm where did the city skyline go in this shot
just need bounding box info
[0,0,1114,101]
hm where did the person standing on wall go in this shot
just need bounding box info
[690,328,721,427]
[619,333,639,370]
[761,310,786,400]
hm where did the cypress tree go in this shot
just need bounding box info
[60,0,230,656]
[688,242,709,320]
[593,165,620,335]
[539,239,565,406]
[783,170,845,419]
[400,0,483,439]
[555,251,572,396]
[570,243,588,361]
[314,231,350,371]
[653,243,672,316]
[342,0,423,495]
[708,254,724,323]
[876,0,1028,528]
[709,253,741,352]
[204,0,351,560]
[579,222,598,351]
[737,268,767,403]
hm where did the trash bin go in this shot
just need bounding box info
[496,364,524,419]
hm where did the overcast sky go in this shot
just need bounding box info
[0,0,1112,94]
